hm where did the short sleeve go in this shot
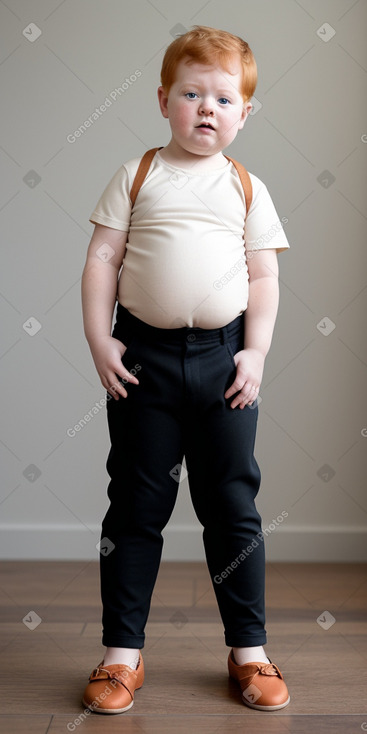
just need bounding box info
[245,174,290,253]
[89,164,133,231]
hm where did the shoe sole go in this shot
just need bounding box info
[82,697,134,714]
[242,694,291,711]
[82,684,143,715]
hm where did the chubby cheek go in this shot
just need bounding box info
[221,111,243,140]
[168,100,194,132]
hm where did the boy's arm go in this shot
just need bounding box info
[81,223,139,400]
[224,249,279,409]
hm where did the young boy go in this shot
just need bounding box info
[81,25,290,714]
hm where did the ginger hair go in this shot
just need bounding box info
[160,25,257,103]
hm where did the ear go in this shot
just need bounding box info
[238,101,253,129]
[157,86,169,119]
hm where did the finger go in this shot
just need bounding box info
[119,360,140,384]
[109,361,141,395]
[224,375,243,399]
[234,383,252,405]
[101,379,120,401]
[228,388,247,408]
[232,395,250,409]
[108,387,120,401]
[109,381,126,400]
[245,385,259,405]
[103,371,130,400]
[230,385,258,410]
[103,378,125,400]
[114,358,142,394]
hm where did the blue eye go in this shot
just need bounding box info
[218,97,230,105]
[185,92,198,99]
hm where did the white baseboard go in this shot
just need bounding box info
[0,524,366,561]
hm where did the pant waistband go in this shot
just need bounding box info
[114,303,244,345]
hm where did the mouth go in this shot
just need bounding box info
[196,122,215,130]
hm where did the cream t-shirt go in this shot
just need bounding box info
[89,150,290,329]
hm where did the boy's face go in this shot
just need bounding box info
[158,56,252,158]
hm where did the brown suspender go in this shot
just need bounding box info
[223,154,253,216]
[129,147,163,209]
[129,146,253,216]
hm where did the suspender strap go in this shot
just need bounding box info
[223,155,252,215]
[129,147,163,208]
[129,147,252,217]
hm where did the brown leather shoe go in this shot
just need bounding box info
[228,649,290,711]
[82,651,144,714]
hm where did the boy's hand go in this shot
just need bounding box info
[224,347,265,409]
[89,335,140,400]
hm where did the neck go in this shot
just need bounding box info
[159,140,227,171]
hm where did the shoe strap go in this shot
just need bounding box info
[235,661,283,690]
[89,663,138,699]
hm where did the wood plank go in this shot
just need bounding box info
[0,561,366,731]
[2,714,366,734]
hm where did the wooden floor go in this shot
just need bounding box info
[0,561,366,733]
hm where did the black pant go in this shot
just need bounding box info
[99,303,267,649]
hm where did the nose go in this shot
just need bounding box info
[199,97,215,116]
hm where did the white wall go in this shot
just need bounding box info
[1,0,366,561]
